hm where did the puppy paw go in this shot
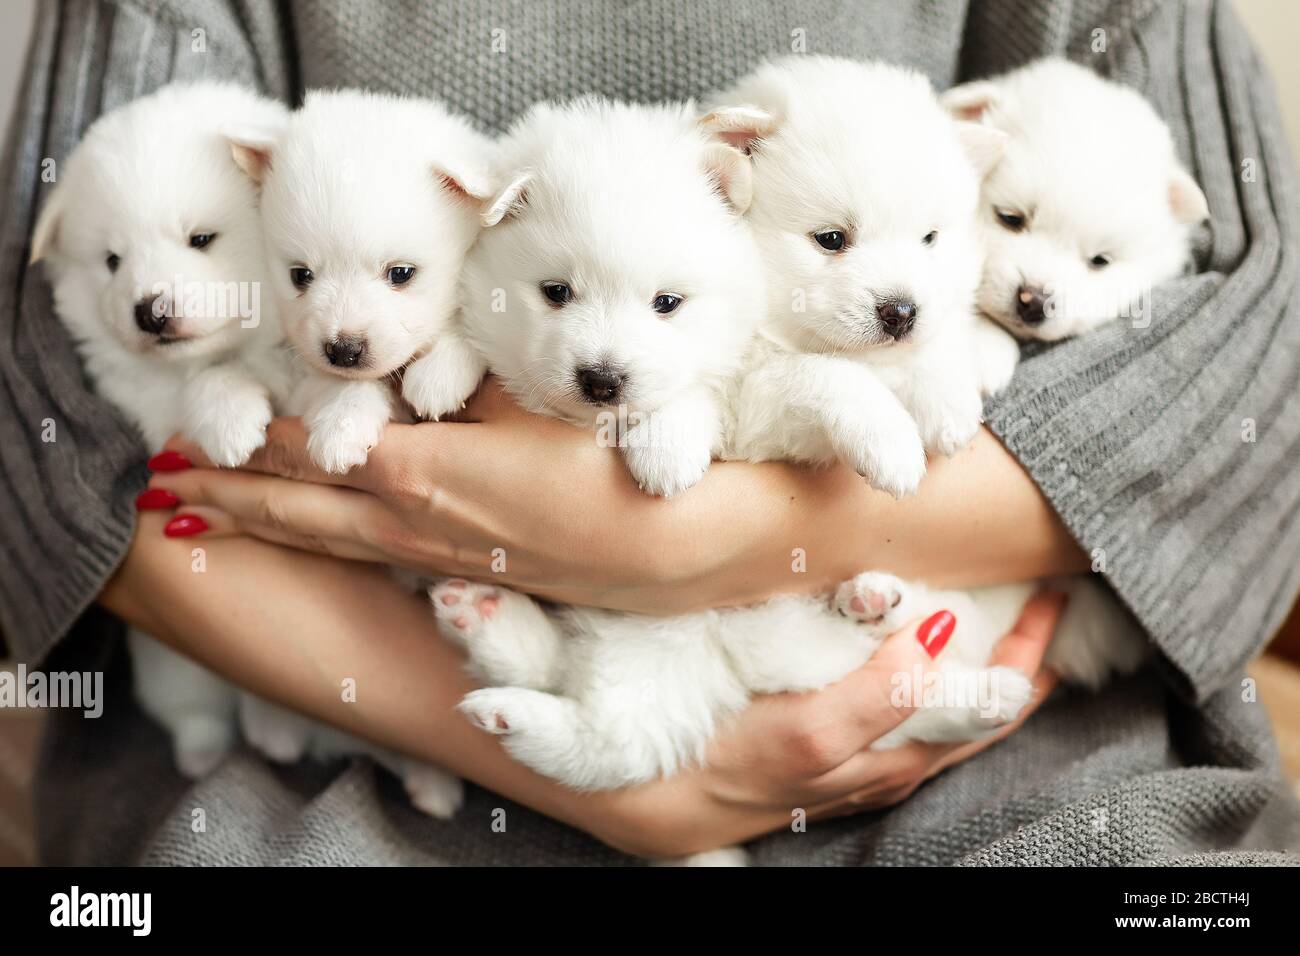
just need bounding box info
[172,714,235,779]
[190,392,274,468]
[429,579,501,643]
[833,571,909,631]
[912,389,983,458]
[306,420,378,474]
[401,349,481,421]
[622,440,711,498]
[981,666,1035,724]
[241,703,312,764]
[458,688,526,736]
[402,764,464,820]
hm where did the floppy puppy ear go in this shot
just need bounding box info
[225,126,277,183]
[940,80,1000,122]
[701,142,754,214]
[481,170,533,227]
[29,184,66,264]
[955,121,1008,178]
[1168,166,1209,224]
[698,105,778,154]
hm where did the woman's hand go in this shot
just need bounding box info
[145,377,1086,614]
[101,519,1065,857]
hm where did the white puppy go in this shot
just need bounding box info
[459,97,766,497]
[941,58,1209,340]
[228,89,493,473]
[31,82,294,777]
[712,56,1020,498]
[221,89,498,818]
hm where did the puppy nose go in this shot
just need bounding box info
[576,364,625,404]
[323,335,367,368]
[876,299,917,339]
[1016,286,1048,325]
[134,295,169,334]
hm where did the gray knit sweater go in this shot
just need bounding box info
[4,0,1299,865]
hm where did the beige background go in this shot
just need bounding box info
[0,0,1296,867]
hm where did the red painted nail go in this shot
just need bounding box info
[916,610,956,658]
[135,488,180,511]
[163,514,208,537]
[147,450,192,472]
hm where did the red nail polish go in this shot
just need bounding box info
[135,488,180,511]
[163,514,208,537]
[916,610,956,658]
[148,450,192,472]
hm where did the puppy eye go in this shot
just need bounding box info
[813,230,846,252]
[189,232,217,250]
[995,208,1026,232]
[922,230,938,246]
[1088,254,1112,269]
[541,281,572,306]
[387,265,416,287]
[106,253,121,274]
[290,266,314,290]
[652,293,683,315]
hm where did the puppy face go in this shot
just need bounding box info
[31,84,284,362]
[708,57,1000,354]
[229,90,492,379]
[463,99,764,421]
[943,59,1208,341]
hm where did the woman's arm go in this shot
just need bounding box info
[102,514,1066,857]
[146,378,1086,616]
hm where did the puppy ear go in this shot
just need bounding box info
[940,80,1000,122]
[1168,167,1209,224]
[702,142,754,214]
[434,159,496,208]
[29,184,66,264]
[698,105,778,154]
[481,170,533,228]
[955,122,1008,178]
[225,126,277,183]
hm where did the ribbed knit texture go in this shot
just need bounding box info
[5,0,1297,864]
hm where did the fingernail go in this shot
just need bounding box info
[163,514,208,537]
[148,450,192,472]
[135,488,180,511]
[916,610,956,658]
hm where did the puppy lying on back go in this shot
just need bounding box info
[709,56,1020,498]
[941,58,1209,340]
[31,82,293,776]
[228,89,494,473]
[459,97,766,497]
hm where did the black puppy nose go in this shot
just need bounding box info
[1016,286,1048,325]
[876,299,917,339]
[323,335,367,368]
[134,295,169,334]
[576,364,625,404]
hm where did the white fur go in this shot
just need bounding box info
[31,82,295,778]
[223,89,494,815]
[445,61,1148,833]
[228,89,493,472]
[941,58,1208,340]
[713,56,1018,497]
[460,97,766,497]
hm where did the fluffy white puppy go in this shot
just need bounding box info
[941,58,1209,340]
[31,82,294,777]
[459,97,766,497]
[710,56,1020,498]
[228,89,493,473]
